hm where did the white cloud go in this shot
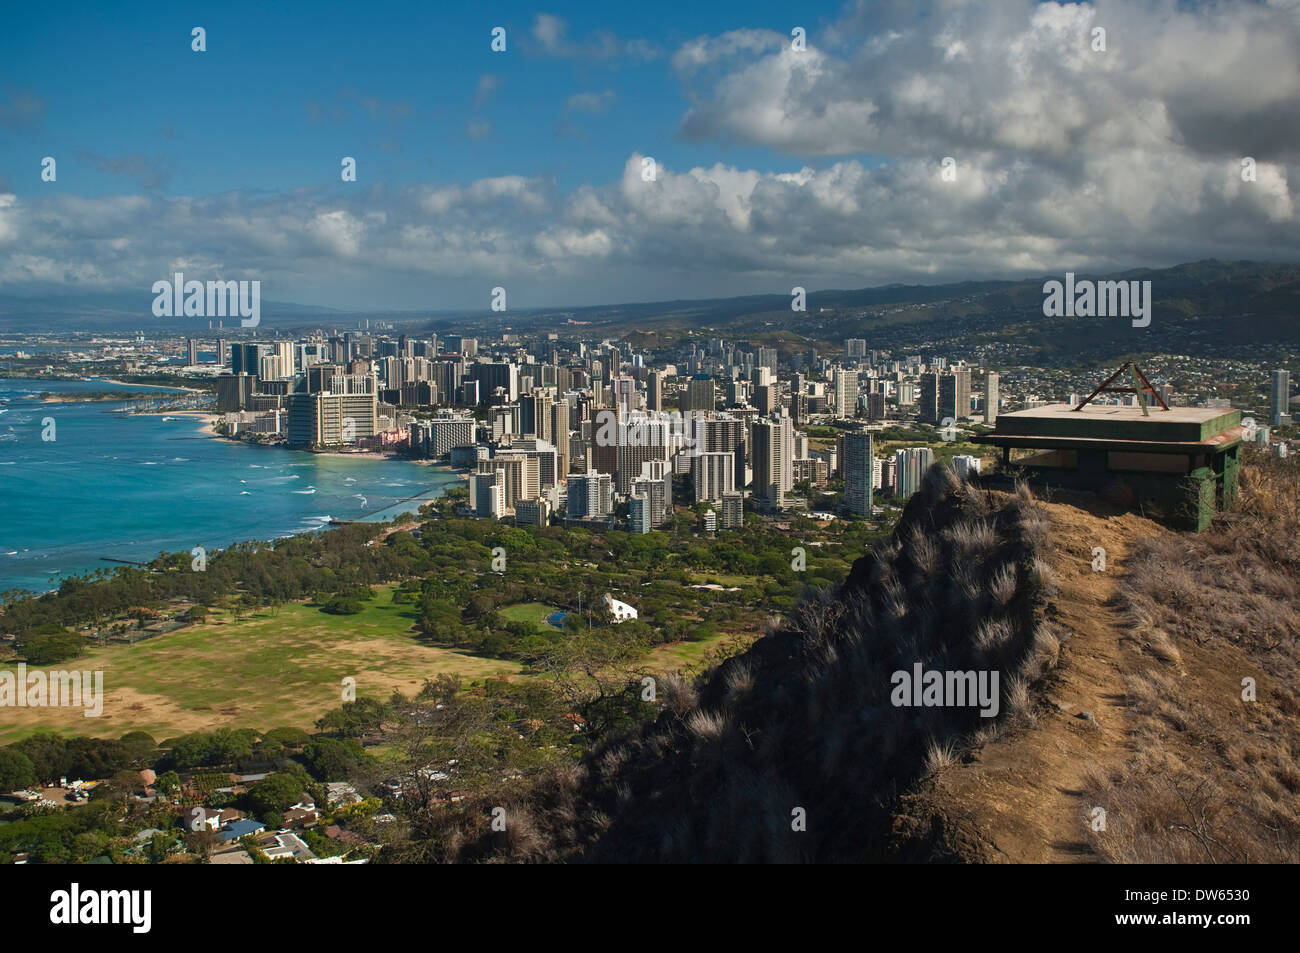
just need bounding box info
[306,210,364,257]
[533,13,567,53]
[531,12,661,61]
[566,90,616,113]
[675,0,1300,160]
[474,74,502,107]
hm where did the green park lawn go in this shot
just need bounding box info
[0,586,520,744]
[498,602,565,626]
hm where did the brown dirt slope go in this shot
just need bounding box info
[891,490,1171,862]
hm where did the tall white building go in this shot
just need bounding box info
[567,469,612,520]
[692,451,736,504]
[514,496,552,527]
[984,371,999,424]
[833,368,859,418]
[751,414,794,504]
[409,413,474,459]
[894,447,934,499]
[615,413,673,495]
[275,340,297,377]
[505,437,560,490]
[477,453,540,511]
[470,469,506,518]
[630,460,671,528]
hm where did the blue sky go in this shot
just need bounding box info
[1,1,1296,313]
[2,1,833,198]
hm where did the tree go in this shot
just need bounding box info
[210,728,257,764]
[321,596,363,615]
[154,770,181,796]
[0,749,37,790]
[118,731,157,764]
[247,771,310,818]
[163,733,211,770]
[301,738,369,781]
[19,632,84,665]
[94,768,144,802]
[261,727,311,753]
[525,629,656,740]
[184,829,218,861]
[12,733,70,785]
[316,698,387,738]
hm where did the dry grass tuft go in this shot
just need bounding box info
[924,737,960,776]
[685,708,730,740]
[989,565,1018,606]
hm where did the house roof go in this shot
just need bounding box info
[219,819,266,841]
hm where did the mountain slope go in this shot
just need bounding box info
[891,494,1168,862]
[892,455,1300,863]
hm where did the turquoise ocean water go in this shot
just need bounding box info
[0,378,459,594]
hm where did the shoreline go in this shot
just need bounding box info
[144,406,465,469]
[1,403,456,595]
[137,409,221,437]
[40,392,157,404]
[307,448,398,459]
[92,377,202,394]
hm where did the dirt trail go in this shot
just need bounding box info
[920,492,1170,862]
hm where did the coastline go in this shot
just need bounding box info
[92,377,202,394]
[41,392,156,404]
[307,448,398,459]
[143,405,459,468]
[2,382,456,595]
[138,409,221,437]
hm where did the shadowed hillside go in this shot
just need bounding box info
[572,469,1061,863]
[398,466,1063,862]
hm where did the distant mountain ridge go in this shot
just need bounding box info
[0,291,339,332]
[0,260,1296,343]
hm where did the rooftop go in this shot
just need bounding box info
[980,403,1243,449]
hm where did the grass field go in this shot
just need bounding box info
[686,572,759,588]
[498,602,565,626]
[649,631,754,675]
[0,586,520,744]
[649,638,718,668]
